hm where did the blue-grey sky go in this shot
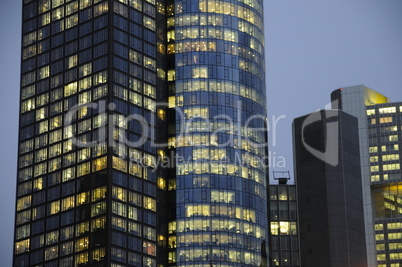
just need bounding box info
[0,0,401,266]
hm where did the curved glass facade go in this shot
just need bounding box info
[167,0,268,266]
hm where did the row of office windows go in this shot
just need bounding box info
[176,162,265,185]
[168,218,266,238]
[370,144,400,153]
[21,70,107,103]
[174,247,262,266]
[370,154,400,162]
[171,13,264,44]
[198,0,264,29]
[22,36,109,72]
[17,184,106,211]
[23,0,108,22]
[18,154,107,183]
[16,186,107,215]
[367,106,402,115]
[23,3,108,40]
[173,40,264,69]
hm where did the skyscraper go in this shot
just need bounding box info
[367,102,402,266]
[332,86,402,266]
[331,86,402,266]
[293,109,367,267]
[331,85,390,266]
[14,1,269,266]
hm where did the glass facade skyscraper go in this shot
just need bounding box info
[14,0,269,266]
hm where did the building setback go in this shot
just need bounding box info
[14,1,269,267]
[293,110,367,267]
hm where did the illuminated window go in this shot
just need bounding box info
[112,201,127,217]
[78,148,91,162]
[94,2,109,17]
[192,67,208,78]
[80,0,92,9]
[144,16,155,30]
[92,186,107,202]
[66,14,78,29]
[92,247,106,261]
[52,6,65,20]
[379,107,396,114]
[62,167,75,182]
[48,200,60,215]
[91,201,106,217]
[38,65,50,79]
[382,154,399,161]
[65,82,78,96]
[49,143,62,158]
[16,196,31,211]
[379,117,392,124]
[144,196,156,211]
[44,246,58,261]
[366,109,375,116]
[158,178,166,190]
[92,156,107,172]
[75,252,89,265]
[91,216,106,232]
[62,196,75,211]
[21,98,35,113]
[77,192,90,206]
[383,164,400,171]
[167,70,175,81]
[144,56,156,71]
[371,175,380,182]
[112,186,127,202]
[46,230,59,245]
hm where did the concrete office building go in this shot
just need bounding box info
[332,86,402,266]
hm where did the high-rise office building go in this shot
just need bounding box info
[14,1,269,267]
[367,102,402,266]
[332,86,401,266]
[268,173,299,267]
[293,110,367,267]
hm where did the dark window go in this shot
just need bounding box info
[79,8,93,22]
[94,28,108,44]
[65,41,78,56]
[79,48,92,64]
[65,28,78,42]
[94,15,108,30]
[32,220,45,235]
[94,56,108,72]
[23,18,37,33]
[80,21,93,36]
[114,15,128,31]
[94,42,108,58]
